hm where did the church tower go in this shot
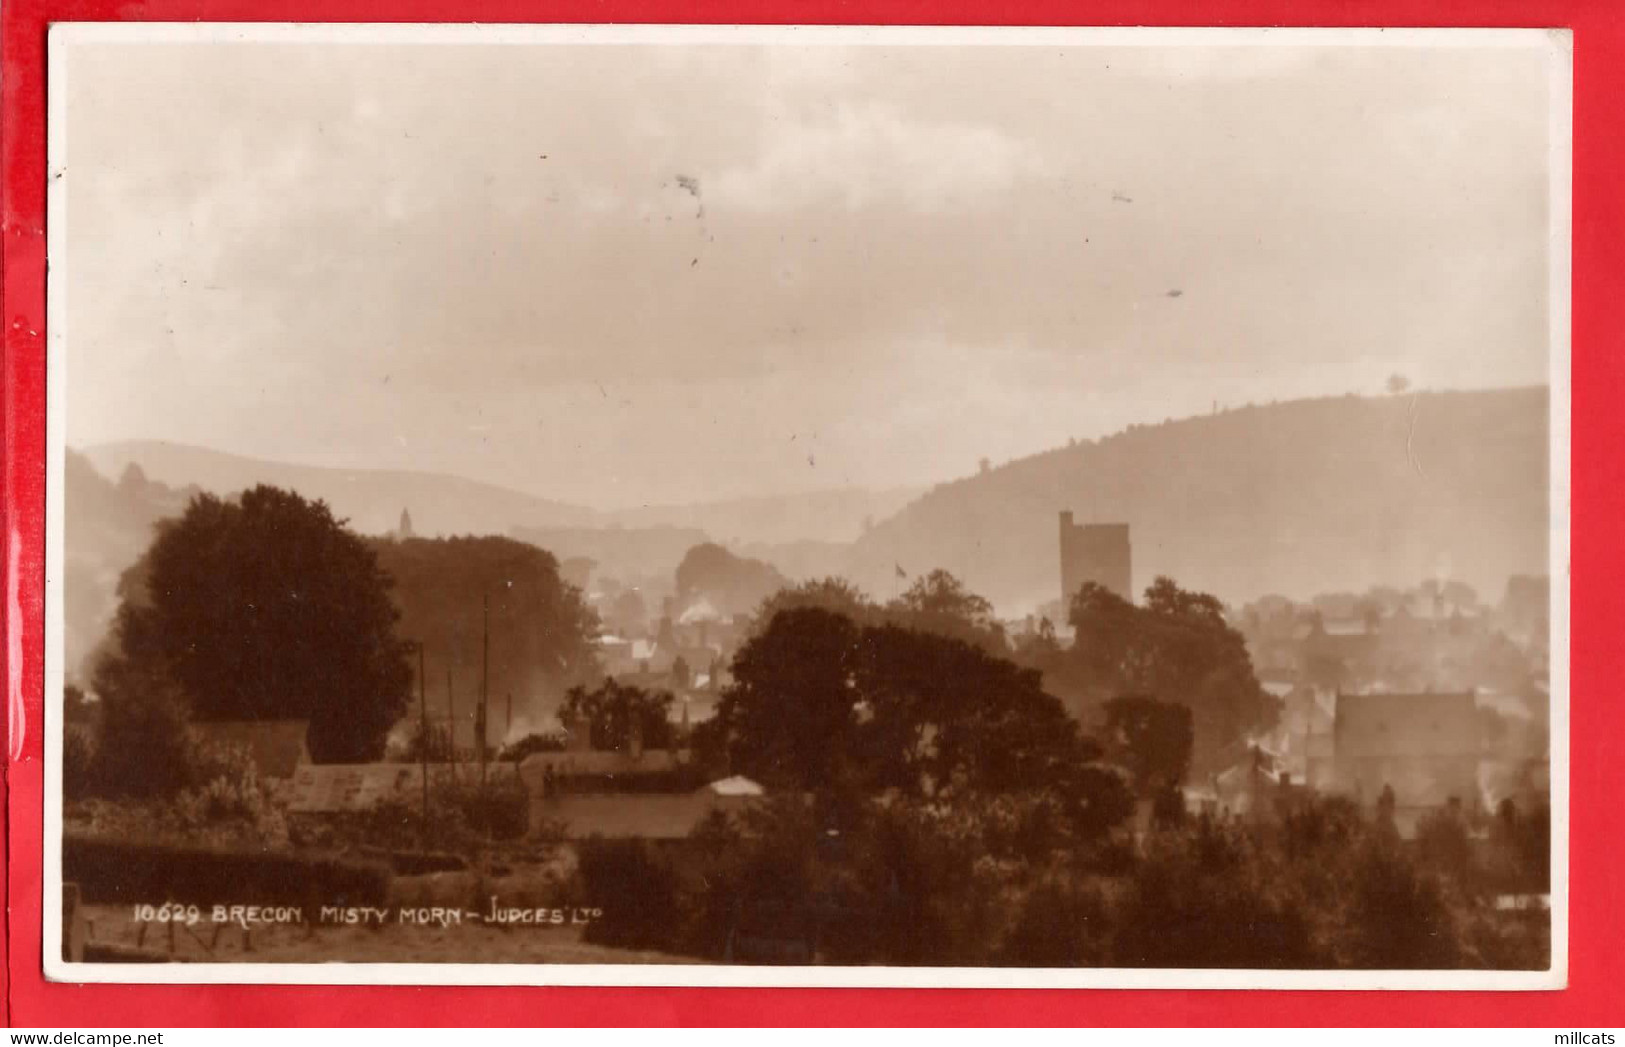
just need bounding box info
[1059,511,1132,606]
[398,508,415,540]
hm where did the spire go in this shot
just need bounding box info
[398,508,414,539]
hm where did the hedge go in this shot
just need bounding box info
[63,834,390,908]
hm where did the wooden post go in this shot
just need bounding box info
[448,670,459,784]
[61,883,85,962]
[480,595,490,798]
[416,640,429,847]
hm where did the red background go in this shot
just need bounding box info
[4,0,1620,1027]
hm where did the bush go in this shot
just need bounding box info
[63,729,96,801]
[1507,804,1552,894]
[289,774,532,857]
[82,655,292,811]
[172,741,289,846]
[437,777,529,842]
[997,874,1111,966]
[63,834,390,908]
[87,659,200,798]
[576,838,684,952]
[1113,824,1321,968]
[498,732,565,762]
[1460,906,1550,970]
[1343,841,1463,968]
[1414,807,1477,893]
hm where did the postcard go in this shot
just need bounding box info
[43,23,1570,987]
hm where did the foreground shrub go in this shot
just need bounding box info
[1342,841,1463,968]
[1460,905,1550,970]
[1113,820,1321,968]
[437,776,529,842]
[63,729,97,802]
[172,741,290,847]
[289,774,531,857]
[498,732,565,762]
[86,659,200,799]
[996,872,1111,967]
[576,838,684,952]
[63,834,390,908]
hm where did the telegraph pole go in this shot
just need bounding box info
[479,594,490,801]
[412,640,428,847]
[447,670,459,784]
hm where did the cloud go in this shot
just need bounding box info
[57,37,1558,507]
[711,102,1050,214]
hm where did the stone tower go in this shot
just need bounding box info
[1059,511,1132,607]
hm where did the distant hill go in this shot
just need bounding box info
[85,440,914,547]
[731,539,851,586]
[82,440,597,538]
[609,485,924,546]
[510,524,710,592]
[74,388,1552,652]
[846,388,1550,613]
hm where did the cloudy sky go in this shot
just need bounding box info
[58,29,1560,509]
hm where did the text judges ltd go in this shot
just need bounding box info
[129,901,604,929]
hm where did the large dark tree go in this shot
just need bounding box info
[854,621,1088,800]
[708,607,864,791]
[1102,694,1195,796]
[753,577,876,630]
[105,485,412,762]
[885,568,1008,652]
[753,570,1005,652]
[708,606,1131,840]
[674,542,787,617]
[889,569,994,624]
[373,535,600,725]
[1069,576,1276,773]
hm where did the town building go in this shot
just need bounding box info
[1331,690,1481,831]
[1297,616,1380,688]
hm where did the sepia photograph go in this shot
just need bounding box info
[43,23,1569,987]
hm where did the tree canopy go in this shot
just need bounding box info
[1068,576,1276,773]
[373,535,600,724]
[753,569,1007,653]
[101,485,411,762]
[708,607,864,792]
[560,679,674,752]
[674,542,787,618]
[885,568,1007,651]
[1102,694,1195,796]
[753,576,876,628]
[704,606,1131,839]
